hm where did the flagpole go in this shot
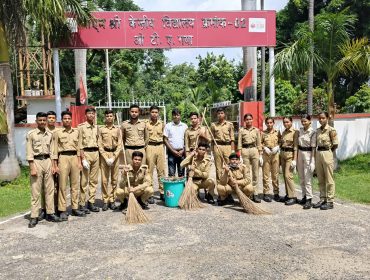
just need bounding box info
[105,49,112,110]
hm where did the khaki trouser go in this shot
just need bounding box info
[217,183,253,200]
[191,178,215,196]
[100,155,120,204]
[30,158,54,218]
[262,152,279,195]
[280,151,296,198]
[316,150,335,202]
[80,151,100,205]
[297,150,314,199]
[213,145,232,181]
[116,185,154,203]
[241,147,260,195]
[58,155,80,211]
[146,145,165,194]
[125,148,146,165]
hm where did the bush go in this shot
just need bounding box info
[343,84,370,113]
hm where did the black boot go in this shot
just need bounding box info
[313,200,326,209]
[87,202,100,212]
[285,197,297,206]
[72,209,86,217]
[263,194,272,203]
[59,211,68,221]
[253,194,261,203]
[108,202,117,210]
[273,194,281,202]
[226,194,235,205]
[119,199,128,211]
[303,199,312,210]
[46,213,60,222]
[320,202,334,210]
[279,195,288,203]
[206,193,215,204]
[148,196,155,204]
[160,193,165,201]
[102,203,109,211]
[138,198,149,210]
[28,218,38,228]
[217,196,227,206]
[79,205,90,214]
[38,209,46,221]
[299,196,307,205]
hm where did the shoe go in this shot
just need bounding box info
[279,195,288,203]
[303,199,312,210]
[217,196,227,206]
[28,218,38,228]
[226,194,235,205]
[285,198,297,206]
[320,202,334,210]
[160,194,165,201]
[148,196,155,204]
[102,203,109,211]
[138,198,149,210]
[46,213,60,222]
[71,209,86,217]
[38,209,46,221]
[59,211,68,221]
[299,196,307,205]
[119,199,128,211]
[313,200,326,209]
[206,193,215,204]
[79,205,91,214]
[87,202,100,212]
[253,194,261,203]
[263,194,272,203]
[273,194,281,202]
[108,202,117,211]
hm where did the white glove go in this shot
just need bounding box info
[106,158,114,166]
[271,146,280,154]
[310,161,315,173]
[82,159,90,170]
[263,147,272,155]
[259,156,263,167]
[290,160,296,170]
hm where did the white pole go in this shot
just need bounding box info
[53,49,61,122]
[269,47,275,117]
[105,49,112,110]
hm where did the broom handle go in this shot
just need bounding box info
[116,113,132,191]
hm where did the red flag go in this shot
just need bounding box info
[79,76,87,104]
[238,68,253,95]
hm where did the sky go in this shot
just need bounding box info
[134,0,289,65]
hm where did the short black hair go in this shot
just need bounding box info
[61,110,72,118]
[198,142,209,149]
[216,107,225,113]
[172,108,181,115]
[46,111,56,117]
[229,152,240,160]
[283,116,293,122]
[132,151,144,159]
[265,117,274,124]
[150,105,160,112]
[104,109,114,115]
[36,112,47,118]
[130,104,140,110]
[301,114,311,121]
[318,112,329,118]
[85,107,96,114]
[189,112,199,118]
[243,113,253,120]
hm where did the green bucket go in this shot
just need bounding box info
[160,177,186,207]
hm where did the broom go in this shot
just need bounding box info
[202,109,270,215]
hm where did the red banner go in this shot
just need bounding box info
[60,11,276,49]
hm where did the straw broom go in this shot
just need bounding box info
[202,109,270,215]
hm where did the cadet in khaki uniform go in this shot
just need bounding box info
[98,110,122,211]
[216,153,254,206]
[145,105,165,202]
[280,117,299,205]
[185,112,210,156]
[180,143,215,203]
[210,108,235,182]
[52,110,86,221]
[78,108,100,213]
[27,112,60,228]
[237,113,262,203]
[116,151,154,210]
[313,112,339,210]
[121,104,148,165]
[261,117,281,202]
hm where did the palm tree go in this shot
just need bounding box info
[0,0,92,180]
[307,0,314,115]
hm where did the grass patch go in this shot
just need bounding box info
[0,166,31,217]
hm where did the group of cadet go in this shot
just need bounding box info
[26,105,338,228]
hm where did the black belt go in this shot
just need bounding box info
[192,177,202,180]
[34,154,50,160]
[148,142,163,146]
[298,146,313,151]
[125,145,145,150]
[104,147,117,152]
[59,151,77,156]
[216,141,231,145]
[83,147,99,152]
[281,147,294,152]
[317,146,330,151]
[242,144,256,149]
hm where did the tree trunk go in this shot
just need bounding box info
[0,22,21,181]
[261,0,266,106]
[307,0,314,115]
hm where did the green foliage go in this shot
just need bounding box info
[343,84,370,113]
[292,87,328,115]
[265,79,299,116]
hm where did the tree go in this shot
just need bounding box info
[0,0,91,180]
[307,0,314,114]
[265,79,299,116]
[343,84,370,113]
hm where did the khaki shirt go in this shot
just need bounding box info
[121,119,148,147]
[219,164,250,186]
[52,127,80,159]
[184,126,210,152]
[280,127,298,151]
[98,125,122,161]
[146,119,164,143]
[210,121,235,143]
[122,164,152,190]
[78,122,98,151]
[26,128,53,161]
[46,126,60,135]
[261,129,280,149]
[298,126,316,148]
[316,124,339,149]
[180,154,211,180]
[237,126,262,151]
